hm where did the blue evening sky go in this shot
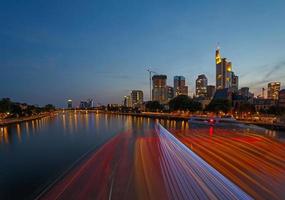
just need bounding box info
[1,0,285,107]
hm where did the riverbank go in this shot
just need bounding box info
[110,112,285,131]
[60,110,285,131]
[0,112,54,127]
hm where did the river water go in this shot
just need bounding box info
[0,112,284,200]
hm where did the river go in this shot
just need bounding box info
[1,111,285,200]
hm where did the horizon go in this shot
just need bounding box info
[1,0,285,107]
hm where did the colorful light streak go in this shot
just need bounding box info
[169,125,285,200]
[38,123,252,200]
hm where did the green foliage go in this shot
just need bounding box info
[0,98,12,113]
[0,98,55,117]
[169,95,202,112]
[206,99,232,113]
[145,101,164,112]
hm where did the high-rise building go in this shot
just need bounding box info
[79,99,94,109]
[123,95,132,107]
[267,82,281,100]
[174,76,188,96]
[231,72,239,93]
[206,85,216,99]
[152,75,168,103]
[67,99,72,109]
[278,89,285,108]
[216,47,235,90]
[196,74,208,97]
[80,101,88,109]
[87,99,94,108]
[131,90,143,108]
[238,87,254,103]
[166,86,174,100]
[239,87,250,97]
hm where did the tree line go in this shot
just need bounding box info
[0,98,55,118]
[145,95,285,116]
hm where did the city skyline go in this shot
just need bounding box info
[1,1,285,107]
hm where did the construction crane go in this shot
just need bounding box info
[147,68,156,101]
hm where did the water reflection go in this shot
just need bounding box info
[1,114,285,200]
[0,113,157,200]
[160,120,285,200]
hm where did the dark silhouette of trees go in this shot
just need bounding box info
[0,98,12,113]
[169,95,202,112]
[206,99,232,113]
[44,104,56,112]
[145,101,164,112]
[261,106,285,116]
[0,98,55,118]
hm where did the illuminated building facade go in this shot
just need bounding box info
[174,76,188,96]
[267,82,281,100]
[216,47,238,91]
[131,90,143,108]
[67,99,72,108]
[152,75,168,103]
[196,74,208,97]
[123,95,132,107]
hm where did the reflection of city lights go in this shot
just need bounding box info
[17,124,22,143]
[209,126,214,136]
[3,127,9,144]
[25,122,30,136]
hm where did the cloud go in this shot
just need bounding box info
[263,60,285,79]
[242,59,285,89]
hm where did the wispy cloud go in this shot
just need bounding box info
[263,60,285,79]
[242,59,285,89]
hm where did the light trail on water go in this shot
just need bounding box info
[167,124,285,200]
[38,123,253,200]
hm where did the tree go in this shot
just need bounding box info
[0,98,12,113]
[10,104,22,117]
[206,99,232,113]
[145,101,163,112]
[43,104,56,112]
[169,95,202,112]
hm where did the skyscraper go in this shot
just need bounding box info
[67,99,72,109]
[174,76,188,96]
[268,82,281,100]
[206,85,216,99]
[166,86,174,100]
[231,72,239,93]
[131,90,143,108]
[80,101,88,109]
[123,95,132,107]
[216,47,234,90]
[87,99,94,108]
[152,75,168,103]
[196,74,208,97]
